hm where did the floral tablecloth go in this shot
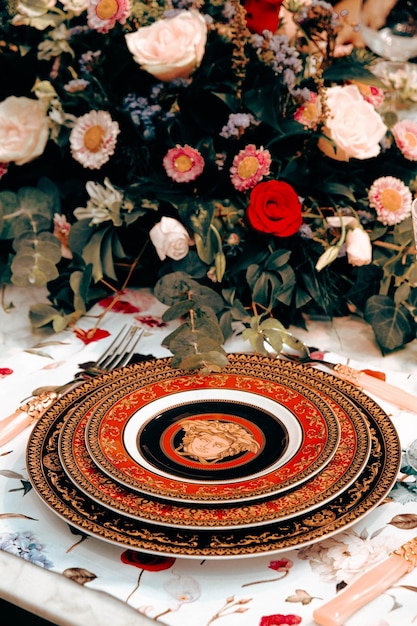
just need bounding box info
[1,287,417,626]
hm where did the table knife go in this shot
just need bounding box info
[313,537,417,626]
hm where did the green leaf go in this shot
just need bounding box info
[11,253,59,287]
[259,318,287,332]
[364,295,415,353]
[177,200,214,239]
[29,303,64,328]
[162,299,196,321]
[194,232,215,264]
[82,227,112,283]
[154,271,224,312]
[215,250,226,282]
[262,329,284,355]
[0,187,54,240]
[394,283,411,304]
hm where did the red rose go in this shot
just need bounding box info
[243,0,284,34]
[246,180,302,237]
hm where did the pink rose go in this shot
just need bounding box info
[125,10,207,82]
[318,85,387,161]
[0,96,49,165]
[149,216,192,261]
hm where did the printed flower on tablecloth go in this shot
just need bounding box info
[0,531,53,568]
[120,550,176,602]
[73,327,110,344]
[243,557,294,587]
[297,529,399,585]
[259,614,301,626]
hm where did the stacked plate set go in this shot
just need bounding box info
[27,353,401,559]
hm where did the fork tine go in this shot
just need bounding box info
[97,325,144,371]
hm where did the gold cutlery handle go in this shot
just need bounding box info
[334,364,417,413]
[0,391,58,448]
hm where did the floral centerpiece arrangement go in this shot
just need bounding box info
[1,0,417,371]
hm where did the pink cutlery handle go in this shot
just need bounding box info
[313,554,410,626]
[334,365,417,413]
[0,391,58,448]
[0,409,32,448]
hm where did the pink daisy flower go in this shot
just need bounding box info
[163,145,204,183]
[230,144,271,192]
[69,110,120,170]
[352,82,385,108]
[294,92,320,128]
[368,176,413,225]
[87,0,131,34]
[0,162,8,179]
[392,119,417,161]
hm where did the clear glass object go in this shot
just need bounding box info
[406,437,417,471]
[360,0,417,62]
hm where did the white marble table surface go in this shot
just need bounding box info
[1,285,417,626]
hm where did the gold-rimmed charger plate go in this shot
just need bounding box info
[27,355,400,558]
[58,375,370,529]
[83,366,342,503]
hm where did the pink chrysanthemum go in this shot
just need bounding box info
[0,162,8,180]
[352,82,385,107]
[87,0,131,34]
[392,119,417,161]
[294,92,320,128]
[163,145,204,183]
[69,110,120,170]
[230,144,271,191]
[368,176,413,225]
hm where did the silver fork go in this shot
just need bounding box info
[0,324,144,447]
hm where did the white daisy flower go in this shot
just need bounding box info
[69,110,119,169]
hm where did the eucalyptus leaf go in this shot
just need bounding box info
[11,254,59,287]
[178,350,229,373]
[162,300,196,322]
[259,318,287,332]
[29,303,65,328]
[262,329,284,355]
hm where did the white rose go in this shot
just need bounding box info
[149,216,191,261]
[319,84,387,161]
[0,96,49,165]
[345,227,372,266]
[125,10,207,82]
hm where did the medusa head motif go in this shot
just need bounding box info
[175,418,260,465]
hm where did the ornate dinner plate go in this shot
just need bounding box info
[27,355,401,558]
[58,380,370,529]
[83,366,341,502]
